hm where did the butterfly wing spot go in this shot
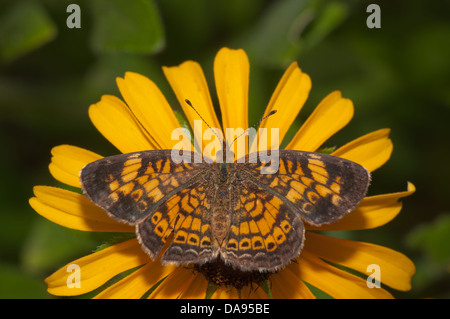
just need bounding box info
[188,233,200,245]
[151,211,162,224]
[264,235,277,252]
[307,191,319,204]
[330,181,341,194]
[332,194,343,206]
[108,180,120,192]
[131,189,144,202]
[315,184,334,198]
[239,238,251,250]
[302,202,314,213]
[308,158,325,167]
[174,230,187,243]
[200,237,212,248]
[137,200,147,211]
[191,217,201,232]
[181,215,193,230]
[124,156,142,165]
[272,226,286,244]
[280,220,291,233]
[121,165,141,182]
[252,236,265,250]
[239,222,249,235]
[117,182,135,196]
[226,239,238,250]
[154,219,169,237]
[108,192,119,202]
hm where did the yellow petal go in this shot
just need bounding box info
[45,239,148,296]
[307,182,416,231]
[305,233,415,291]
[48,145,103,188]
[148,266,196,299]
[89,94,156,153]
[332,128,393,172]
[178,273,208,299]
[117,72,183,150]
[94,262,177,299]
[293,250,393,298]
[271,266,316,299]
[252,62,311,152]
[29,186,133,232]
[214,47,249,132]
[163,60,221,149]
[285,91,353,152]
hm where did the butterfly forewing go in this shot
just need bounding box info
[80,150,205,225]
[243,150,371,226]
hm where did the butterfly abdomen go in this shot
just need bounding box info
[211,186,232,246]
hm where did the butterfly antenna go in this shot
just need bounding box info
[230,109,277,147]
[185,99,224,145]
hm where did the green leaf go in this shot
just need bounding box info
[303,281,333,299]
[205,282,218,299]
[245,0,311,67]
[0,0,57,63]
[259,279,273,299]
[244,0,348,67]
[300,1,348,53]
[317,146,337,154]
[173,110,191,131]
[89,0,165,54]
[406,214,450,266]
[93,232,136,253]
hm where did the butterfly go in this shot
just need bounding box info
[80,142,370,272]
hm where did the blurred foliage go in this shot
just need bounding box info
[0,0,449,298]
[0,0,57,63]
[89,0,164,54]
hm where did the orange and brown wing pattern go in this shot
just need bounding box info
[217,150,370,271]
[220,180,304,272]
[245,150,370,226]
[80,150,205,225]
[137,181,217,262]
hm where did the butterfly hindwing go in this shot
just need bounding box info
[219,180,305,272]
[137,184,215,263]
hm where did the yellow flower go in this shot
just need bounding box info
[29,47,415,299]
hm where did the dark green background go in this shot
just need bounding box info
[0,0,449,298]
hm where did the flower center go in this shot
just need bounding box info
[194,257,275,290]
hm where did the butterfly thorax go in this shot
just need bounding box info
[218,162,229,184]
